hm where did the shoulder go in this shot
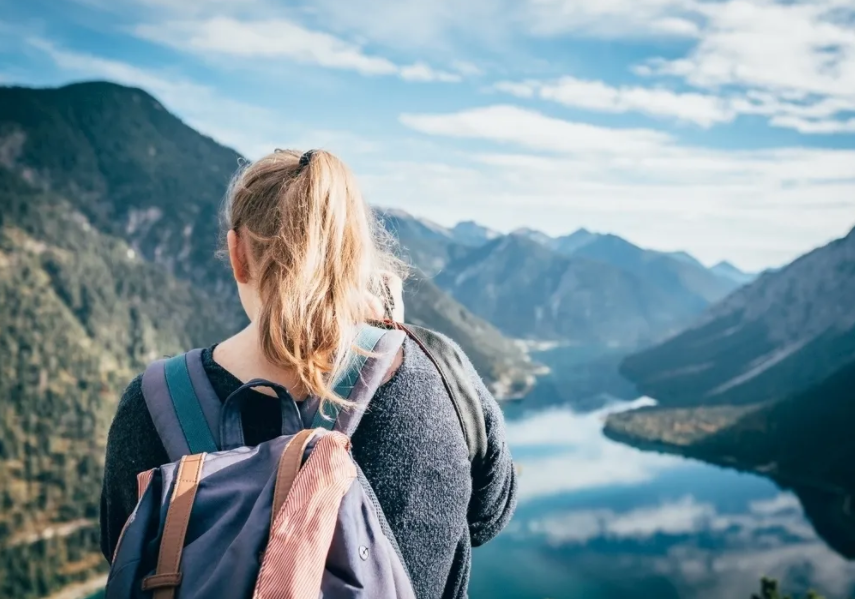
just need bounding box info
[105,370,169,474]
[107,373,151,446]
[116,373,146,419]
[400,324,480,383]
[400,324,469,363]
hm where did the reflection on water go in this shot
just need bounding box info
[470,401,855,599]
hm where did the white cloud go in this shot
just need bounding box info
[479,1,855,134]
[493,81,537,98]
[450,60,483,77]
[26,38,380,162]
[639,0,855,133]
[528,496,717,544]
[389,104,855,270]
[515,490,855,598]
[504,400,688,501]
[650,1,855,97]
[303,0,511,52]
[749,493,802,516]
[32,0,855,270]
[493,76,736,127]
[399,62,461,82]
[399,104,855,182]
[400,105,672,154]
[523,0,702,39]
[132,16,462,83]
[134,17,397,75]
[770,115,855,134]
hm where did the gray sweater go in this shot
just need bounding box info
[100,335,517,599]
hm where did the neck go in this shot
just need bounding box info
[213,322,307,400]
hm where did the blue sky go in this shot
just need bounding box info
[2,0,854,271]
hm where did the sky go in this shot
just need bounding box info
[1,0,854,271]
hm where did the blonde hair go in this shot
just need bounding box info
[223,149,403,405]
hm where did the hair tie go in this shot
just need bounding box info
[299,150,315,168]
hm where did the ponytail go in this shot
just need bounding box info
[224,149,403,405]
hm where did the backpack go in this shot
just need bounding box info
[106,323,487,599]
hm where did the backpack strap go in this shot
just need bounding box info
[395,323,488,464]
[142,349,221,462]
[309,324,406,437]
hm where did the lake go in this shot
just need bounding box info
[469,400,855,599]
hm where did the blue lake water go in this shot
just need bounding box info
[469,400,855,599]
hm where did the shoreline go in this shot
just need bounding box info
[602,422,852,498]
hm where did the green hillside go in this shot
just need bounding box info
[0,168,233,598]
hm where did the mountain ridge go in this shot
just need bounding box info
[620,224,855,407]
[0,82,530,395]
[433,232,702,345]
[383,209,744,346]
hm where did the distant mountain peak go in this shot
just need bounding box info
[510,227,553,246]
[450,220,500,246]
[664,250,706,269]
[375,207,453,239]
[551,228,599,254]
[710,260,755,285]
[712,260,743,272]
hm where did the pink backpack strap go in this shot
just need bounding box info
[253,432,357,599]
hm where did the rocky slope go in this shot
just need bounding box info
[606,227,855,515]
[434,233,702,345]
[569,233,738,305]
[0,167,233,599]
[384,212,743,347]
[621,226,855,407]
[0,82,531,395]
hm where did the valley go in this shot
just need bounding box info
[1,79,852,599]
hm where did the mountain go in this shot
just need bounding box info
[0,82,529,395]
[664,250,706,269]
[552,228,598,254]
[0,82,536,597]
[434,233,702,345]
[621,226,855,407]
[551,231,741,305]
[0,167,234,599]
[569,234,739,306]
[711,260,756,285]
[483,225,736,308]
[0,81,243,301]
[375,208,459,276]
[402,272,535,399]
[509,226,553,247]
[450,220,500,246]
[383,211,740,345]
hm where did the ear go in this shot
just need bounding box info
[227,229,251,285]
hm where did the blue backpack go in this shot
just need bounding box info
[106,324,486,599]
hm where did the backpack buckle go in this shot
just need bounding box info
[141,572,183,590]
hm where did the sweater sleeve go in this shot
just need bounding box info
[464,360,518,547]
[99,374,170,561]
[434,335,518,547]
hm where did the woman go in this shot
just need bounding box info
[99,149,517,599]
